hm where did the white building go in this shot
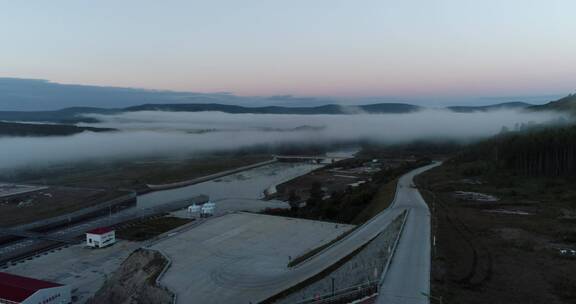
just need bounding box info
[187,203,201,217]
[200,201,216,217]
[0,272,71,304]
[86,227,116,248]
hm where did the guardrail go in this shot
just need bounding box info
[378,209,410,287]
[291,177,404,270]
[291,210,409,304]
[294,281,378,304]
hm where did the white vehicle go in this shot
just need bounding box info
[200,201,216,217]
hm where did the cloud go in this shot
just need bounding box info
[0,109,566,170]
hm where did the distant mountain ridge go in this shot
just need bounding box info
[0,101,540,124]
[528,94,576,113]
[124,103,422,114]
[0,121,115,137]
[446,102,532,113]
[0,107,119,124]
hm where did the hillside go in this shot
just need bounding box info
[0,121,115,137]
[125,102,422,114]
[529,94,576,113]
[447,102,532,113]
[0,101,535,124]
[461,125,576,176]
[1,94,573,125]
[0,103,423,123]
[0,107,119,124]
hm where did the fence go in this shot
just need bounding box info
[294,281,378,304]
[293,210,409,304]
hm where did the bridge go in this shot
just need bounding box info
[273,155,348,164]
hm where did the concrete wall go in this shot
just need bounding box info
[22,285,71,304]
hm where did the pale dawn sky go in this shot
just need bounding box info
[1,0,575,100]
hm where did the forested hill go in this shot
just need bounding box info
[0,103,424,123]
[0,107,118,124]
[0,121,115,137]
[446,102,531,113]
[0,94,573,124]
[458,124,576,177]
[0,101,542,124]
[123,103,422,114]
[529,94,576,114]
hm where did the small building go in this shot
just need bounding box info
[86,227,116,248]
[187,203,201,217]
[0,272,71,304]
[200,201,216,217]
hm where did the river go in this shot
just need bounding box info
[136,162,323,210]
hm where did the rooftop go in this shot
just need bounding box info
[87,227,114,235]
[0,272,62,303]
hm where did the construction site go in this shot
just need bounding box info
[0,154,432,304]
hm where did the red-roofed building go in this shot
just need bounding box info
[86,227,115,248]
[0,272,70,304]
[87,227,113,235]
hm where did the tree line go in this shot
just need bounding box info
[458,124,576,177]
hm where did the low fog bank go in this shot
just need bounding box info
[82,109,563,137]
[0,109,567,171]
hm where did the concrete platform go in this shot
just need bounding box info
[2,240,140,303]
[151,212,354,303]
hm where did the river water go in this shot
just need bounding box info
[136,162,323,209]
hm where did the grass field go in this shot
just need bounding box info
[116,216,193,241]
[0,187,126,227]
[3,154,271,193]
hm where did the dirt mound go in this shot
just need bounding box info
[87,248,173,304]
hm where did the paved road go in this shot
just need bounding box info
[377,162,441,304]
[151,162,439,303]
[275,162,439,304]
[0,196,207,262]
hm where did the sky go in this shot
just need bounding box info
[1,0,576,102]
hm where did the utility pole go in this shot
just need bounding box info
[421,292,443,304]
[331,277,335,296]
[108,205,112,224]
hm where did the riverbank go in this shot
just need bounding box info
[145,159,276,191]
[4,154,272,193]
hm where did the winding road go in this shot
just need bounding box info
[377,162,440,304]
[153,162,439,303]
